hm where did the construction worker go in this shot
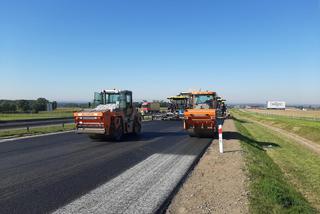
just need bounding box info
[221,102,227,117]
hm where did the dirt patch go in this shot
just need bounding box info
[167,119,249,214]
[292,126,301,132]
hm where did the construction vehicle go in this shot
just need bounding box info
[216,97,228,118]
[140,102,160,115]
[73,89,142,140]
[183,91,218,137]
[167,95,190,119]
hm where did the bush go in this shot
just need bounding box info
[17,100,31,112]
[0,101,17,113]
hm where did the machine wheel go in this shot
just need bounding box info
[187,129,196,137]
[112,118,123,141]
[133,118,142,135]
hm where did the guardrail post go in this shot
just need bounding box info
[218,125,223,153]
[62,123,65,129]
[27,126,30,133]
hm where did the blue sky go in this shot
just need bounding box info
[0,0,319,104]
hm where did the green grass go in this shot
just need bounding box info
[0,124,75,138]
[235,109,320,144]
[233,111,320,213]
[0,108,80,121]
[247,109,320,121]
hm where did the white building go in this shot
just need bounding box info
[266,101,286,109]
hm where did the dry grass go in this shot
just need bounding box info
[246,109,320,120]
[235,109,320,144]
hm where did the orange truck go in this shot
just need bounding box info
[183,91,218,137]
[73,89,141,141]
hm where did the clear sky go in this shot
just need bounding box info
[0,0,319,104]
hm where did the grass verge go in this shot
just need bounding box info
[0,124,74,139]
[245,109,320,120]
[234,116,317,213]
[235,109,320,144]
[0,108,80,121]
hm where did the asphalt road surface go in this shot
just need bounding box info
[0,121,211,214]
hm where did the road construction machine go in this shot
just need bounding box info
[216,97,227,118]
[140,102,160,115]
[73,89,142,140]
[167,95,190,120]
[183,91,218,137]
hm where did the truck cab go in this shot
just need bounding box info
[140,102,160,115]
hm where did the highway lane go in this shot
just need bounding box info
[0,121,212,214]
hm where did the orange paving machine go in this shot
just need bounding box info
[183,91,218,137]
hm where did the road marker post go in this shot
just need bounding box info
[218,125,223,153]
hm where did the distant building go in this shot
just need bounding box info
[266,101,286,110]
[46,103,53,112]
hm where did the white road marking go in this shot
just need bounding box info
[0,131,74,144]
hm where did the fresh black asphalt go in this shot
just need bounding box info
[0,120,212,214]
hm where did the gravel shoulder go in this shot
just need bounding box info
[167,119,249,214]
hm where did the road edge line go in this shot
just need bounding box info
[0,130,75,143]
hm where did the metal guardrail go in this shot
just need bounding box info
[0,113,173,132]
[0,117,74,130]
[141,115,154,121]
[0,115,159,131]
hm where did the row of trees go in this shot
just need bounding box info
[0,98,57,113]
[58,102,89,108]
